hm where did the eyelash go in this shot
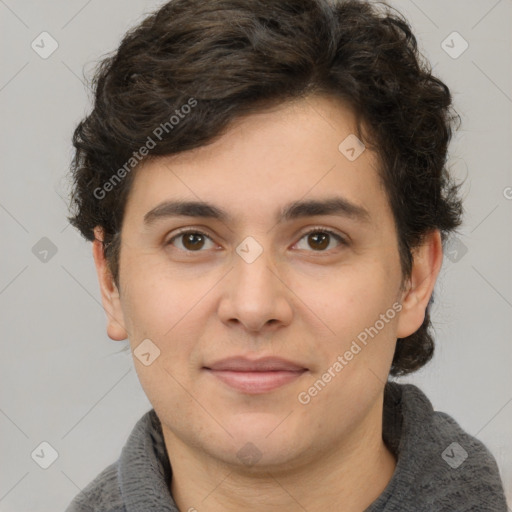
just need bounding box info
[166,226,348,253]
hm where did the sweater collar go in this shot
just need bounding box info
[117,381,506,511]
[118,405,178,511]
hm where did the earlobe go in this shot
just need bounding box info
[92,227,128,341]
[396,230,443,339]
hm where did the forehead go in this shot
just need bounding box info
[124,95,390,230]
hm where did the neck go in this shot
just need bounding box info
[164,395,396,512]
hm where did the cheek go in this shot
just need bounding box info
[121,268,216,380]
[304,261,401,376]
[122,273,202,410]
[121,262,197,336]
[303,261,397,327]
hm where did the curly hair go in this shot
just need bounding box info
[67,0,464,376]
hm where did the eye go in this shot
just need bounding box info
[166,229,216,252]
[166,227,348,253]
[294,227,348,252]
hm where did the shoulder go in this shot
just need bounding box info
[428,410,507,496]
[391,383,508,511]
[64,461,125,512]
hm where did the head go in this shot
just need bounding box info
[68,0,463,470]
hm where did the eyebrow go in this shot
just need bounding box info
[143,196,372,227]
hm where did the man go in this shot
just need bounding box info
[65,0,508,510]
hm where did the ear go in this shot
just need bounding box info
[92,226,128,341]
[396,229,443,338]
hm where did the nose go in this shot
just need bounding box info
[217,244,293,333]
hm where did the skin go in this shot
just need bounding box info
[92,94,443,511]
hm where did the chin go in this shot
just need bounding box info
[212,421,304,463]
[212,438,304,474]
[224,411,294,438]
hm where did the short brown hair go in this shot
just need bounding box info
[67,0,464,376]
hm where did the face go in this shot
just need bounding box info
[94,95,439,471]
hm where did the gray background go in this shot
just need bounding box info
[0,0,511,510]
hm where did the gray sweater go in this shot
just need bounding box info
[65,382,509,511]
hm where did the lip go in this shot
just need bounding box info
[203,357,308,394]
[205,356,307,372]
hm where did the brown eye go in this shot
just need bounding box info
[295,229,347,252]
[182,232,206,251]
[308,232,330,250]
[167,230,215,252]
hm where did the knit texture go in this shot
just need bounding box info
[65,382,508,512]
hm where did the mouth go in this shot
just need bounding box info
[203,356,308,394]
